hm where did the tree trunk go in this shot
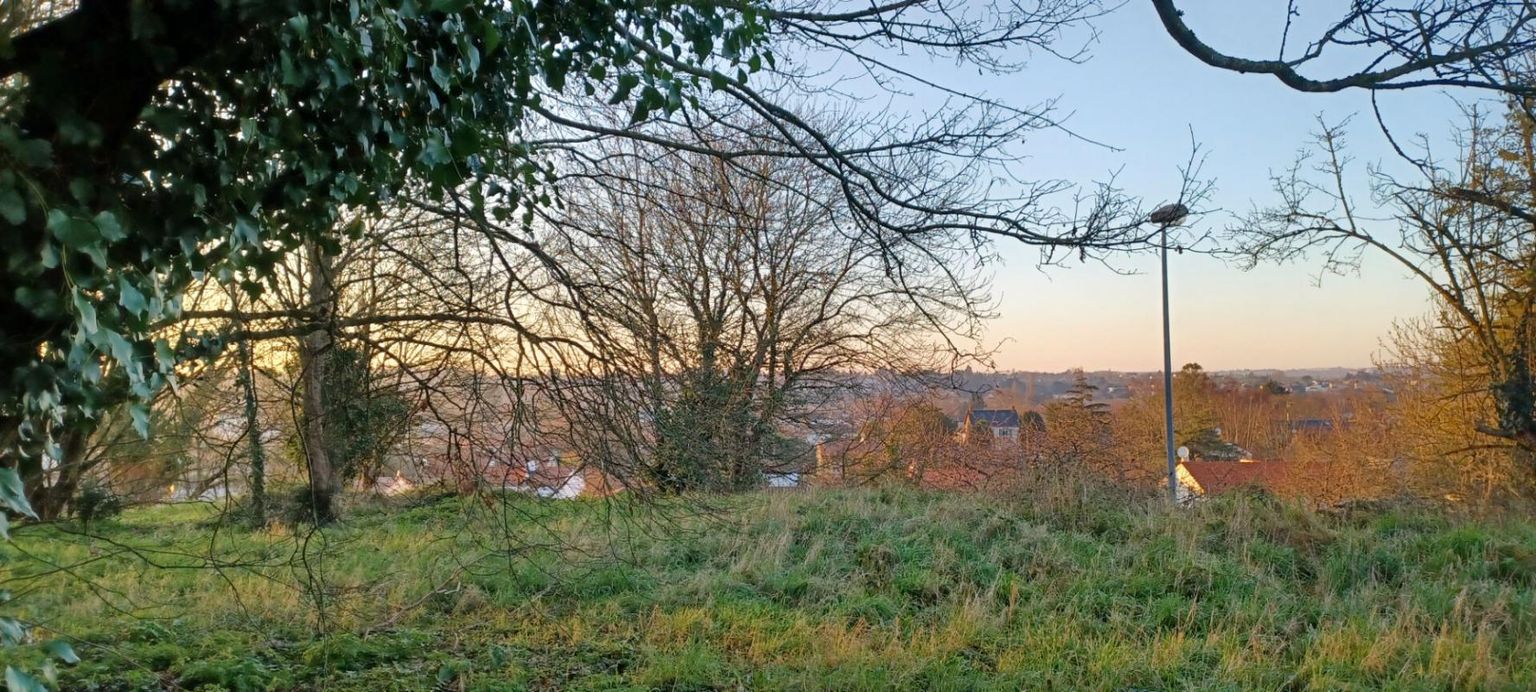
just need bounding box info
[298,240,339,523]
[29,424,92,521]
[233,289,267,524]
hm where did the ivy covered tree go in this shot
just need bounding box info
[301,345,412,491]
[0,0,780,507]
[650,367,761,493]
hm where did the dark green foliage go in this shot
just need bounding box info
[177,656,278,692]
[68,480,123,528]
[279,484,339,527]
[1063,370,1110,416]
[290,345,411,486]
[650,368,765,493]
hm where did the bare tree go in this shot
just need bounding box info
[1153,0,1536,95]
[533,119,990,491]
[1233,104,1536,481]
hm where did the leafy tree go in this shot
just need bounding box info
[1172,363,1217,428]
[1170,362,1245,459]
[1042,370,1114,469]
[2,0,1168,517]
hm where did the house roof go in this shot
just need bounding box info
[1179,461,1301,495]
[966,409,1021,428]
[1289,418,1336,433]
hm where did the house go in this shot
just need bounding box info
[960,408,1022,443]
[764,471,802,488]
[1176,460,1300,503]
[509,453,623,499]
[812,436,887,485]
[1288,418,1337,434]
[759,432,820,489]
[1176,459,1393,506]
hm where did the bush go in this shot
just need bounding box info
[71,480,124,527]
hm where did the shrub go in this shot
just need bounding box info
[71,480,124,527]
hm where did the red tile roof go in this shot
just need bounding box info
[1180,461,1301,495]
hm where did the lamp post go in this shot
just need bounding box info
[1148,202,1188,504]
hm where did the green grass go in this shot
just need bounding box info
[4,484,1536,690]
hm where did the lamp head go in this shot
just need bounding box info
[1148,203,1189,226]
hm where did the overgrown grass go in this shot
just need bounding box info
[4,483,1536,690]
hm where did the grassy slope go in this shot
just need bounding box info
[4,485,1536,690]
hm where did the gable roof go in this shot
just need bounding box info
[966,409,1021,428]
[1179,461,1301,496]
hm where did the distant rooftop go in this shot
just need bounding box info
[966,409,1021,428]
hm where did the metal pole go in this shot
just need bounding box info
[1161,223,1178,504]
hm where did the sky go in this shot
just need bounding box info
[851,1,1489,372]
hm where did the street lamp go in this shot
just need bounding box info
[1148,202,1189,505]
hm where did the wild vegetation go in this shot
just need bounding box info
[6,484,1536,690]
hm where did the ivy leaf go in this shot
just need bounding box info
[128,402,150,438]
[105,331,136,371]
[118,277,147,317]
[0,188,24,224]
[0,468,37,519]
[0,617,23,645]
[93,211,126,242]
[43,640,80,665]
[154,340,175,371]
[480,20,502,55]
[630,85,662,125]
[72,292,98,334]
[46,210,98,247]
[610,73,639,104]
[235,215,261,242]
[4,666,48,692]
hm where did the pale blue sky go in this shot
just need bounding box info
[855,2,1483,371]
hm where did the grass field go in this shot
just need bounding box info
[4,483,1536,690]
